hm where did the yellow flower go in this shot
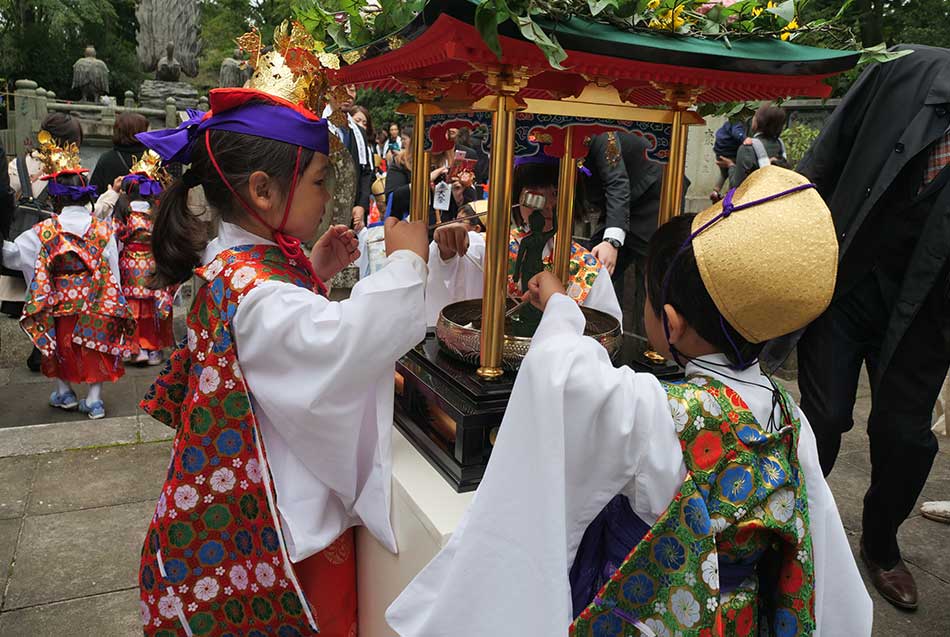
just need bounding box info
[752,1,775,18]
[648,3,689,31]
[647,0,661,9]
[780,18,799,41]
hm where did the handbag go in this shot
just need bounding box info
[8,155,53,239]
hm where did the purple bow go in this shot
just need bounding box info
[137,102,330,164]
[46,181,99,200]
[123,174,164,196]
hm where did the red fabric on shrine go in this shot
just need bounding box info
[41,315,123,383]
[129,299,174,351]
[291,529,358,637]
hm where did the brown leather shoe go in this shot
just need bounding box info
[860,541,918,610]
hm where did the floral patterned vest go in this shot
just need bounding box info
[572,376,816,637]
[117,209,175,320]
[138,245,326,637]
[507,227,601,304]
[21,216,135,358]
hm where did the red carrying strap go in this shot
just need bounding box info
[204,131,328,296]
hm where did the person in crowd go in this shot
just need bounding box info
[323,84,373,231]
[388,166,872,637]
[425,156,621,326]
[113,153,176,366]
[726,104,788,189]
[2,147,134,420]
[456,199,486,234]
[134,79,429,636]
[375,130,390,174]
[710,118,746,202]
[351,105,379,173]
[790,44,950,611]
[384,121,402,160]
[89,112,149,196]
[455,126,490,184]
[584,131,685,331]
[384,128,479,228]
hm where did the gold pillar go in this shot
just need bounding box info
[477,96,517,380]
[657,108,689,226]
[553,130,576,284]
[410,101,429,223]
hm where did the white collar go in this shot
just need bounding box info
[60,205,91,218]
[684,352,766,385]
[130,201,151,213]
[203,221,275,266]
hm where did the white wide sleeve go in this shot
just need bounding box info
[2,229,42,287]
[387,293,674,636]
[424,232,485,326]
[233,250,428,557]
[797,411,874,636]
[104,236,121,288]
[93,189,120,219]
[582,266,623,323]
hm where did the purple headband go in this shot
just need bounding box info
[660,182,816,370]
[514,154,592,176]
[46,181,98,200]
[122,174,164,197]
[136,103,330,164]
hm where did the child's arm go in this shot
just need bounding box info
[424,231,484,326]
[1,228,41,286]
[388,291,682,636]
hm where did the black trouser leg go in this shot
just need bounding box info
[862,285,948,567]
[797,276,885,475]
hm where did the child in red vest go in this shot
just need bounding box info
[134,52,430,636]
[2,144,135,420]
[115,152,175,366]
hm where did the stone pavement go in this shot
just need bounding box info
[0,313,949,635]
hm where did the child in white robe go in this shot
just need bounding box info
[388,167,873,636]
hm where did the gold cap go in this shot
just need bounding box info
[129,150,170,185]
[691,166,838,344]
[36,130,83,177]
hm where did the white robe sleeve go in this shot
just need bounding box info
[103,236,121,289]
[424,232,485,326]
[93,189,120,219]
[584,266,623,323]
[233,250,427,558]
[797,410,874,636]
[2,229,42,288]
[386,293,676,636]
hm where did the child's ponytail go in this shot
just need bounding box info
[149,177,207,288]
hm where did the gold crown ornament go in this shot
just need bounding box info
[129,150,171,186]
[691,166,838,343]
[35,130,84,177]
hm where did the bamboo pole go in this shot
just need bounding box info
[553,130,577,284]
[657,108,688,226]
[410,101,429,223]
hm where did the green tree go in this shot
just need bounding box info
[355,88,409,136]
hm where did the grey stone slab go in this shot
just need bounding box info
[139,417,175,443]
[899,514,950,586]
[0,519,21,599]
[0,376,142,428]
[28,443,170,516]
[4,500,153,609]
[0,588,141,637]
[0,316,33,370]
[0,417,140,458]
[0,456,35,519]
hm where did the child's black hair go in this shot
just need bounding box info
[645,214,764,369]
[50,173,95,211]
[150,127,315,288]
[510,161,586,226]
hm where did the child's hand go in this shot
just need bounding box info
[311,225,359,281]
[525,271,566,312]
[384,217,429,261]
[433,223,469,261]
[112,176,125,193]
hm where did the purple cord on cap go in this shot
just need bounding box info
[659,182,816,370]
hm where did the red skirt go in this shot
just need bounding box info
[291,529,358,637]
[41,314,124,384]
[129,298,174,351]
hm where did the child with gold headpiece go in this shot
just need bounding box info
[113,150,176,366]
[1,133,135,420]
[134,24,429,637]
[388,167,873,636]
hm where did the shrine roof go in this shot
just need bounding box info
[333,0,859,105]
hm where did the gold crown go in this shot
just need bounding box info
[36,130,83,176]
[130,150,170,185]
[237,21,338,115]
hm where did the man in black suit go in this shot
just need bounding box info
[325,84,373,230]
[795,45,950,611]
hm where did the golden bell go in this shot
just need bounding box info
[691,166,838,343]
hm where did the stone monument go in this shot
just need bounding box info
[156,42,183,81]
[136,1,200,110]
[72,45,109,103]
[218,49,248,88]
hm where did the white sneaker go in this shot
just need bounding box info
[147,351,164,366]
[135,350,149,365]
[921,501,950,524]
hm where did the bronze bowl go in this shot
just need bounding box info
[435,298,623,371]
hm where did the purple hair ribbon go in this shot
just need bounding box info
[659,182,816,370]
[122,174,164,196]
[137,102,330,164]
[46,182,99,200]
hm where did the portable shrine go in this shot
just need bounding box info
[333,0,859,491]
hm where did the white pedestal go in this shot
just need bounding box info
[357,428,474,637]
